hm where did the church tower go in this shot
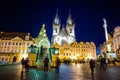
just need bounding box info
[66,10,75,36]
[51,10,76,45]
[53,10,60,36]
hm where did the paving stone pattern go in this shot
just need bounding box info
[0,63,120,80]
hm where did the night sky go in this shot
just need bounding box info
[0,0,120,47]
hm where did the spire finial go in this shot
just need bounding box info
[67,9,73,25]
[56,8,58,15]
[103,18,107,28]
[69,9,71,16]
[42,24,45,27]
[53,8,60,25]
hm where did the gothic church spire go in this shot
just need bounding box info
[66,9,74,25]
[53,9,60,25]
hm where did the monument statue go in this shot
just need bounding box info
[103,18,109,41]
[102,18,116,59]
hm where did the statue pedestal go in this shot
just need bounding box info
[36,57,44,70]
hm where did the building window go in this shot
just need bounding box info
[13,42,15,45]
[2,42,4,45]
[5,42,7,45]
[16,42,18,45]
[19,43,21,45]
[70,29,72,33]
[55,28,57,33]
[27,43,29,46]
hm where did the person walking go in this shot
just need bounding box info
[24,57,30,72]
[21,58,25,72]
[56,57,60,73]
[89,59,95,75]
[100,58,106,70]
[44,57,49,72]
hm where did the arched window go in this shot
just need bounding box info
[55,28,57,33]
[70,29,72,33]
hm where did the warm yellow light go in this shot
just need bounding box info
[71,55,77,59]
[87,54,93,59]
[22,53,28,59]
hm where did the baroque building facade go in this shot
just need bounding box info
[51,41,96,61]
[113,26,120,58]
[0,32,34,62]
[51,11,96,61]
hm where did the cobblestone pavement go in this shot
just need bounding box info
[0,63,120,80]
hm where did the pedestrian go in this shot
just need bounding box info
[106,58,108,66]
[21,58,25,72]
[112,59,116,66]
[44,57,49,72]
[89,59,95,75]
[56,57,60,73]
[24,57,30,72]
[100,58,106,70]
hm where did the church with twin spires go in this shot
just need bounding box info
[51,10,76,45]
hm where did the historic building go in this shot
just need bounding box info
[51,11,76,45]
[113,26,120,58]
[99,33,114,54]
[51,11,96,61]
[0,31,34,62]
[100,26,120,59]
[51,41,96,61]
[99,19,116,59]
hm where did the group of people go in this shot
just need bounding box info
[21,57,110,75]
[100,58,108,70]
[21,56,60,73]
[89,58,110,75]
[21,57,30,72]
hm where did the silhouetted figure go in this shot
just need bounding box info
[89,59,95,75]
[100,58,106,70]
[21,58,25,72]
[13,56,17,62]
[56,57,60,73]
[24,57,30,72]
[112,60,116,66]
[44,57,49,72]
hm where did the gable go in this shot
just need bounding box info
[11,37,23,41]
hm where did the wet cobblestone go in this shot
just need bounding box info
[0,63,120,80]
